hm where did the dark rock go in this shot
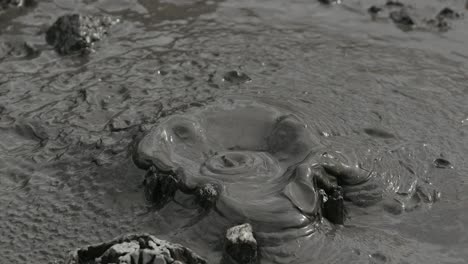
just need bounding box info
[389,9,415,29]
[223,71,251,84]
[437,7,461,20]
[385,0,404,8]
[46,14,119,55]
[143,168,180,207]
[433,158,452,169]
[322,187,346,225]
[317,0,342,4]
[196,183,220,209]
[224,224,258,264]
[368,6,383,16]
[66,233,207,264]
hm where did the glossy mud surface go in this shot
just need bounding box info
[1,0,468,263]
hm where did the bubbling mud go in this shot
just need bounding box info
[134,97,439,241]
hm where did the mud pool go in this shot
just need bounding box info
[1,0,468,263]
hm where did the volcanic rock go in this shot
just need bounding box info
[46,13,119,55]
[224,223,258,264]
[66,233,207,264]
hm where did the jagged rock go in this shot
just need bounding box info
[66,233,207,264]
[224,224,257,264]
[46,14,119,55]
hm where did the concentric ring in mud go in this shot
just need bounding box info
[134,97,439,233]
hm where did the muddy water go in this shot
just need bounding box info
[1,0,468,263]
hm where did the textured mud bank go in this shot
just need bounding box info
[1,0,468,264]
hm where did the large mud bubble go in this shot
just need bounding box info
[133,97,440,248]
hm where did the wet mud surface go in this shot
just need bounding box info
[1,0,468,263]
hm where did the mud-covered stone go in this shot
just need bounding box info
[224,224,258,264]
[66,233,207,264]
[46,14,119,55]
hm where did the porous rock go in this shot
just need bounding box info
[66,233,207,264]
[224,224,258,264]
[196,183,220,208]
[46,13,119,55]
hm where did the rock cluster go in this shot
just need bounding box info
[46,14,119,55]
[66,234,207,264]
[368,1,463,32]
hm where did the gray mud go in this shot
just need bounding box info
[1,0,468,264]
